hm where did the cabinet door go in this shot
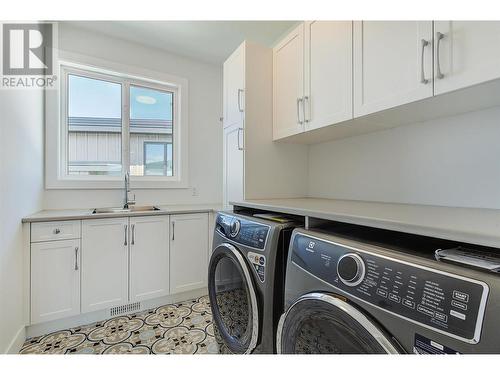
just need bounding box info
[129,216,170,302]
[223,124,244,208]
[31,239,80,324]
[434,21,500,95]
[170,213,209,294]
[305,21,353,131]
[353,21,433,117]
[273,23,305,140]
[81,218,128,313]
[223,43,245,129]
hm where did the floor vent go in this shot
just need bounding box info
[110,302,141,317]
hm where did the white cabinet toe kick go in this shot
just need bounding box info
[25,212,212,335]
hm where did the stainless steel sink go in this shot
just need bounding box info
[92,205,160,214]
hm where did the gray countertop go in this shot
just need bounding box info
[22,204,222,223]
[230,198,500,248]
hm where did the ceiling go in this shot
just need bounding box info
[63,21,298,64]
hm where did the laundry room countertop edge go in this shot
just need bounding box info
[22,204,223,223]
[230,198,500,248]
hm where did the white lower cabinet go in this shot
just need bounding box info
[170,213,209,294]
[129,215,170,302]
[30,212,211,325]
[81,218,129,313]
[31,239,81,324]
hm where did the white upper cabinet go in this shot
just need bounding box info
[304,21,353,131]
[223,124,244,208]
[31,239,81,324]
[129,216,170,302]
[273,21,353,138]
[353,21,433,117]
[434,21,500,95]
[223,43,245,129]
[273,23,305,140]
[170,213,209,294]
[222,43,246,208]
[81,218,129,313]
[271,20,500,144]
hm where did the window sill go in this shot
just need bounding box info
[46,177,189,190]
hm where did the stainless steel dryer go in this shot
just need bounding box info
[208,211,300,354]
[277,226,500,354]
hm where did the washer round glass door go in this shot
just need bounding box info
[277,293,400,354]
[208,243,259,354]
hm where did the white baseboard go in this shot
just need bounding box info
[5,326,26,354]
[27,288,208,339]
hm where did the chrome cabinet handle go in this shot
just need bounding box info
[131,224,135,245]
[420,39,430,84]
[74,247,79,271]
[53,228,60,234]
[172,221,175,241]
[124,224,128,246]
[296,97,303,125]
[237,89,244,112]
[436,32,445,79]
[303,96,310,123]
[237,128,244,151]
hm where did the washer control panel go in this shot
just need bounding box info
[291,232,489,343]
[248,252,266,282]
[216,214,270,250]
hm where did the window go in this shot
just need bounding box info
[46,60,188,189]
[129,86,174,177]
[67,74,122,176]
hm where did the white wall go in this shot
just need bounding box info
[0,89,44,352]
[308,106,500,209]
[44,23,222,209]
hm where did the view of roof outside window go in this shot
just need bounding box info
[67,74,174,177]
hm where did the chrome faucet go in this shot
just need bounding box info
[124,172,136,209]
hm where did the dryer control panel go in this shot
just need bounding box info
[290,232,489,343]
[216,214,270,250]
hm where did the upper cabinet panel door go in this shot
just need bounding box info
[223,43,245,129]
[304,21,353,131]
[353,21,433,117]
[273,23,305,140]
[129,215,170,302]
[81,218,129,313]
[434,21,500,95]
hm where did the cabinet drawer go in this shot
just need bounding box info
[31,221,81,242]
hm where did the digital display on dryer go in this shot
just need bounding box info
[290,233,489,343]
[216,214,269,250]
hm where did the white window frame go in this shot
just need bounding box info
[45,51,189,189]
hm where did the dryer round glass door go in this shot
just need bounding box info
[277,293,400,354]
[208,243,259,354]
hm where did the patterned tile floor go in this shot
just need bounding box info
[20,295,219,354]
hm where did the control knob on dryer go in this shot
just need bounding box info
[337,253,366,287]
[229,219,241,238]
